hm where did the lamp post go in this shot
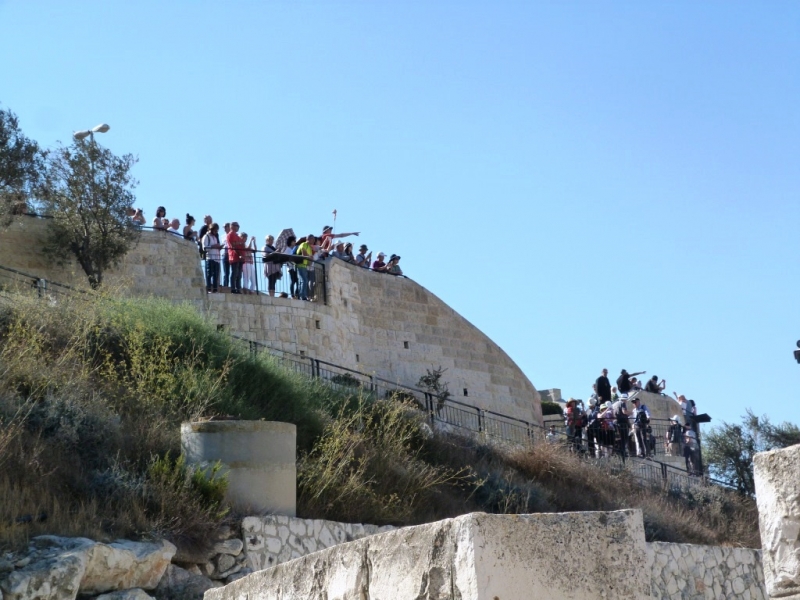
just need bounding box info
[72,124,110,213]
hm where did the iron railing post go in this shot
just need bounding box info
[321,263,327,306]
[315,359,321,379]
[477,408,483,433]
[36,278,46,299]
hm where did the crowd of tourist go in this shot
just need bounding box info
[549,368,702,476]
[131,206,405,297]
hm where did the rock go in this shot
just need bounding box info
[80,539,177,594]
[199,562,216,578]
[184,564,202,576]
[171,545,214,565]
[215,554,235,574]
[212,539,243,556]
[224,568,252,584]
[0,537,93,600]
[0,560,13,574]
[213,525,233,541]
[94,589,155,600]
[0,536,175,600]
[153,564,214,600]
[12,559,29,569]
[216,564,241,580]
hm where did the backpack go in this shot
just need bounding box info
[635,407,650,426]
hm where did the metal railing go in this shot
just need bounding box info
[231,333,729,491]
[0,264,87,302]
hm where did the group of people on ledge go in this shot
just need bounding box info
[131,206,403,297]
[546,367,701,476]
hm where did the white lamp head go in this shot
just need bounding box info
[92,124,110,133]
[73,130,92,140]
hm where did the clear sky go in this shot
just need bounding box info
[1,1,798,429]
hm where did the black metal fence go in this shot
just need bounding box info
[0,264,87,302]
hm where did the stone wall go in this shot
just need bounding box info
[1,217,542,425]
[647,542,765,600]
[241,515,393,572]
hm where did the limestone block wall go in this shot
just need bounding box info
[0,216,206,296]
[241,515,394,572]
[0,217,541,425]
[647,542,765,600]
[203,260,542,424]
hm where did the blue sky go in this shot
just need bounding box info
[1,1,799,429]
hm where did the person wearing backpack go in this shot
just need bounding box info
[630,397,651,458]
[611,396,630,459]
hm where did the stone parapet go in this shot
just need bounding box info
[647,542,765,599]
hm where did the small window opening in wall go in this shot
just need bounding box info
[299,350,305,357]
[463,388,469,397]
[356,354,360,363]
[216,324,225,332]
[403,341,409,349]
[315,320,321,329]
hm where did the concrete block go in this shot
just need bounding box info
[754,444,800,599]
[206,511,648,600]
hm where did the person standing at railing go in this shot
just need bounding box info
[630,397,651,458]
[226,222,244,294]
[645,375,666,394]
[283,235,299,299]
[665,415,683,456]
[617,369,645,397]
[319,224,360,251]
[586,397,602,458]
[296,234,315,301]
[372,252,387,272]
[355,244,371,268]
[612,396,630,459]
[598,401,616,458]
[153,206,167,230]
[595,368,611,407]
[241,233,257,293]
[262,235,282,297]
[183,214,197,241]
[221,223,231,289]
[201,223,222,294]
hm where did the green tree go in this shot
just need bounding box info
[38,139,140,288]
[0,105,43,218]
[704,409,800,495]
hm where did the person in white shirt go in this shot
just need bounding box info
[201,223,222,293]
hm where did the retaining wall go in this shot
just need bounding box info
[1,217,541,425]
[647,542,765,599]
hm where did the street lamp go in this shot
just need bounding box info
[72,123,110,213]
[73,123,110,142]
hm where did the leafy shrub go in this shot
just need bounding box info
[540,401,563,416]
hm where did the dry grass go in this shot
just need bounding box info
[424,433,760,547]
[0,289,760,551]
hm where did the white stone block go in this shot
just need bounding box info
[207,511,649,600]
[754,444,800,600]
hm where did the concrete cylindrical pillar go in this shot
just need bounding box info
[181,420,296,516]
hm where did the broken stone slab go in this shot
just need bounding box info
[0,537,176,600]
[754,444,800,600]
[0,537,93,600]
[81,539,176,594]
[205,510,649,600]
[94,589,155,600]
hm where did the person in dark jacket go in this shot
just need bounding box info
[617,369,645,396]
[595,368,611,405]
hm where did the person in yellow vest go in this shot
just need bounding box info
[296,234,316,301]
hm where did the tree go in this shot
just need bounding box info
[38,138,140,288]
[0,106,43,218]
[704,409,800,495]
